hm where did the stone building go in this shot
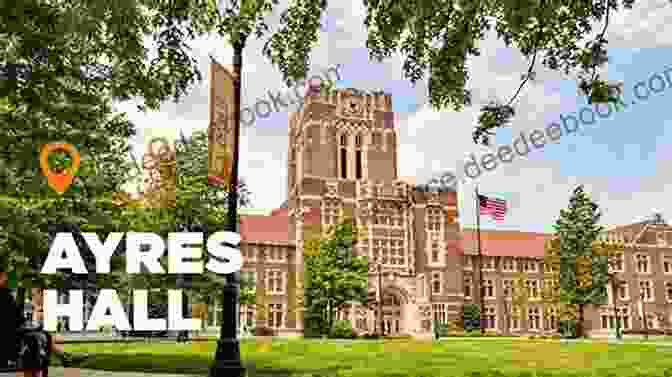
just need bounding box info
[196,88,672,338]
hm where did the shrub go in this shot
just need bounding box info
[558,320,578,338]
[623,328,667,336]
[462,303,481,332]
[434,320,449,338]
[528,335,537,340]
[329,320,357,339]
[361,333,381,339]
[551,334,561,340]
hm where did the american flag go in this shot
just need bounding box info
[478,194,507,221]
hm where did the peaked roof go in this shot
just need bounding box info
[460,229,552,258]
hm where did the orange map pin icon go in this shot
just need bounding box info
[40,143,80,194]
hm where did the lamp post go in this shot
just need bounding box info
[209,2,246,376]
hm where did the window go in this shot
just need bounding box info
[243,246,258,262]
[664,255,672,274]
[431,242,440,263]
[646,313,658,329]
[355,134,362,147]
[427,208,442,231]
[268,304,284,328]
[241,271,257,292]
[481,257,495,271]
[340,148,347,178]
[372,132,381,146]
[323,201,340,225]
[464,277,472,298]
[510,308,521,330]
[636,254,650,274]
[526,280,539,299]
[611,253,624,272]
[617,282,629,300]
[433,303,448,325]
[502,257,516,272]
[340,134,347,146]
[528,308,541,330]
[522,259,538,273]
[485,307,496,329]
[432,272,442,294]
[464,256,473,270]
[502,279,514,297]
[355,150,362,179]
[666,282,672,302]
[544,307,558,331]
[240,304,256,328]
[267,247,286,262]
[266,269,285,294]
[482,280,495,298]
[639,280,653,302]
[600,308,630,330]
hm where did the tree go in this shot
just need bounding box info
[303,213,369,335]
[510,271,530,333]
[266,0,647,145]
[553,185,608,338]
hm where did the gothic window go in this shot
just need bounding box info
[528,308,541,330]
[340,148,347,179]
[666,282,672,302]
[617,281,629,300]
[431,242,440,263]
[356,150,362,179]
[355,134,362,147]
[636,254,650,273]
[268,304,284,328]
[639,280,653,301]
[427,208,441,231]
[432,272,441,294]
[503,279,513,297]
[481,256,495,270]
[526,280,539,299]
[432,303,448,325]
[502,257,516,272]
[485,307,496,329]
[610,253,624,272]
[323,201,340,225]
[464,277,472,298]
[663,255,672,274]
[266,269,285,294]
[340,134,347,146]
[482,280,495,298]
[240,304,256,328]
[372,132,381,146]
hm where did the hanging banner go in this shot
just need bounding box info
[208,62,236,190]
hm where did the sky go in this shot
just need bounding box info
[116,0,672,233]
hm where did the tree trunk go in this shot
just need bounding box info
[577,304,585,338]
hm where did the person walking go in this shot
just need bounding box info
[0,266,88,374]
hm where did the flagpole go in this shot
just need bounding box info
[475,186,485,334]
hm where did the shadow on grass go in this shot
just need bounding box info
[51,354,344,377]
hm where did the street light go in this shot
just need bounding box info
[209,1,246,377]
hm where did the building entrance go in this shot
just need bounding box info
[381,292,402,335]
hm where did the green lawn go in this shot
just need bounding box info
[61,338,672,377]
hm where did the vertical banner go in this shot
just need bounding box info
[208,62,236,190]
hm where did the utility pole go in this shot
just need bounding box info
[475,186,485,334]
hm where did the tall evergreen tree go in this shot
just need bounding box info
[554,185,608,337]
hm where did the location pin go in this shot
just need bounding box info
[39,142,80,194]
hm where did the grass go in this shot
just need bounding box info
[60,338,672,377]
